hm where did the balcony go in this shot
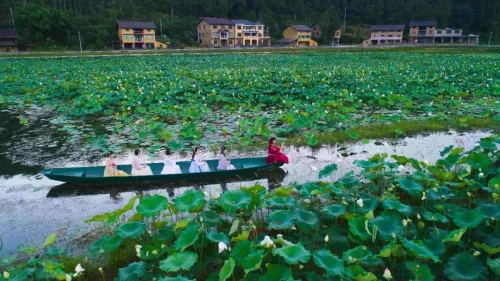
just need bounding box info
[134,36,144,42]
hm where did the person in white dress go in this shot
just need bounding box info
[218,146,236,171]
[131,149,153,176]
[161,147,182,174]
[189,147,210,173]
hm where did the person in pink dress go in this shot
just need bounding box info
[266,137,289,164]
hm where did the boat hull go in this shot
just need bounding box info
[42,157,284,184]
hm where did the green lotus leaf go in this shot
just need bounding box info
[157,225,176,242]
[442,228,468,243]
[136,194,168,217]
[241,184,266,212]
[174,190,205,213]
[313,249,345,276]
[160,251,198,273]
[345,265,377,281]
[354,160,380,170]
[219,190,252,213]
[115,222,146,239]
[17,246,38,255]
[382,199,414,216]
[473,242,500,255]
[427,186,452,201]
[243,250,264,275]
[272,243,311,265]
[371,211,404,241]
[257,264,292,281]
[265,196,296,209]
[117,261,146,281]
[478,204,500,220]
[219,258,235,281]
[406,261,435,281]
[379,243,405,258]
[231,240,254,266]
[350,197,378,214]
[444,253,488,281]
[200,211,223,227]
[397,177,423,196]
[422,211,448,223]
[440,145,454,157]
[319,164,338,178]
[467,153,492,169]
[424,238,447,257]
[478,140,497,150]
[114,196,139,217]
[489,176,500,190]
[295,208,319,232]
[231,231,249,243]
[43,233,58,248]
[158,276,196,281]
[89,235,124,254]
[272,186,294,197]
[322,204,346,219]
[401,238,440,263]
[174,224,200,251]
[342,246,373,264]
[349,216,370,241]
[451,208,486,228]
[0,254,17,266]
[487,258,500,276]
[267,210,295,230]
[206,232,230,245]
[348,131,359,140]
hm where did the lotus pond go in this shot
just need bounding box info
[0,134,498,281]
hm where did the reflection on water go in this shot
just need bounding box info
[0,108,496,256]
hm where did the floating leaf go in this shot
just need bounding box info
[231,231,249,243]
[89,235,124,254]
[136,194,168,218]
[258,264,292,281]
[0,255,17,266]
[272,243,311,265]
[160,252,198,273]
[231,241,254,266]
[313,249,345,276]
[229,219,240,235]
[444,253,488,281]
[117,261,146,281]
[406,261,435,281]
[115,222,146,239]
[319,164,338,179]
[175,220,189,230]
[174,190,205,213]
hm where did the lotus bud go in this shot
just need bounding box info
[65,274,72,281]
[417,213,421,220]
[249,220,253,225]
[473,251,481,257]
[218,242,229,253]
[324,235,329,242]
[3,271,10,279]
[199,216,204,223]
[383,268,393,280]
[391,233,396,239]
[299,265,304,270]
[260,236,274,248]
[265,263,270,268]
[152,250,158,255]
[402,219,408,227]
[479,173,484,178]
[467,192,472,197]
[98,267,103,273]
[356,198,364,207]
[304,199,311,204]
[387,188,393,192]
[291,225,297,230]
[421,192,426,201]
[348,256,354,263]
[277,234,283,239]
[417,222,425,229]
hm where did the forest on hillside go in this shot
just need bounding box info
[1,0,499,50]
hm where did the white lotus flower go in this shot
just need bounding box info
[304,199,311,204]
[479,173,484,178]
[356,198,364,207]
[260,236,274,248]
[383,268,393,280]
[135,244,142,258]
[65,274,72,281]
[324,235,329,242]
[423,159,429,165]
[3,272,10,279]
[398,165,405,173]
[218,242,228,253]
[291,225,297,230]
[98,267,103,273]
[277,234,283,239]
[73,264,85,277]
[421,192,426,201]
[310,166,318,171]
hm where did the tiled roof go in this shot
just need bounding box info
[289,25,311,32]
[0,28,19,39]
[276,38,298,43]
[409,20,437,27]
[200,17,234,25]
[371,25,405,31]
[231,19,263,25]
[116,20,156,29]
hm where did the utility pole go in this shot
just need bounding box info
[160,18,163,38]
[78,31,83,53]
[343,6,347,30]
[488,32,492,46]
[10,8,16,29]
[171,6,173,23]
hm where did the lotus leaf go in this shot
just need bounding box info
[157,225,176,242]
[424,237,447,256]
[467,153,492,169]
[43,233,58,248]
[442,228,468,243]
[272,243,311,265]
[231,231,249,243]
[117,261,146,281]
[382,199,414,216]
[371,211,404,241]
[242,250,264,275]
[200,211,223,227]
[313,249,345,276]
[444,253,488,281]
[257,264,292,281]
[219,190,252,213]
[0,254,17,266]
[379,243,405,258]
[422,211,448,223]
[342,246,373,264]
[206,232,230,245]
[231,240,254,266]
[451,208,486,228]
[473,242,500,255]
[158,276,196,281]
[322,204,346,219]
[88,235,124,254]
[349,216,370,241]
[478,204,500,219]
[174,224,200,251]
[487,258,500,276]
[489,176,500,190]
[265,196,296,209]
[137,194,168,217]
[295,208,319,232]
[160,251,198,273]
[219,258,236,281]
[401,238,440,262]
[397,177,423,196]
[319,164,338,178]
[406,261,435,281]
[174,190,205,213]
[175,220,189,230]
[115,222,146,239]
[267,210,295,230]
[350,197,378,214]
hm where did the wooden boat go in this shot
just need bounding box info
[42,157,284,184]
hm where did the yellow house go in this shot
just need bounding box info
[409,20,437,44]
[277,25,317,47]
[117,20,164,49]
[370,25,405,45]
[197,17,270,47]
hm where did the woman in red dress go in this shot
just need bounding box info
[266,137,289,164]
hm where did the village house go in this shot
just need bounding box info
[197,17,270,47]
[116,20,166,50]
[409,20,437,44]
[0,28,19,52]
[370,25,405,45]
[310,23,342,45]
[332,29,342,45]
[434,27,478,44]
[276,25,318,47]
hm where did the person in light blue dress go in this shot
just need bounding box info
[218,146,236,171]
[189,147,210,173]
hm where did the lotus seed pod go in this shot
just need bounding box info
[299,265,304,270]
[492,193,498,199]
[152,250,158,255]
[199,217,204,223]
[417,222,425,229]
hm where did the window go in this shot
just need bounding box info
[198,33,201,37]
[124,35,133,40]
[455,30,460,33]
[388,34,393,38]
[258,26,262,30]
[213,25,217,28]
[237,26,242,30]
[437,30,442,34]
[381,34,385,37]
[204,25,206,30]
[213,32,218,38]
[258,33,262,37]
[237,33,242,37]
[126,28,129,31]
[229,32,233,38]
[147,29,151,31]
[145,35,154,40]
[135,36,143,41]
[446,30,452,34]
